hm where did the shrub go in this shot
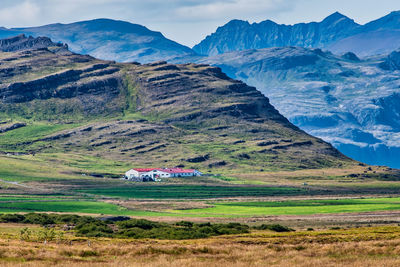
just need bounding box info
[175,221,194,228]
[0,214,25,223]
[117,219,162,230]
[23,213,55,226]
[254,224,294,232]
[75,221,113,237]
[0,213,251,240]
[19,227,32,241]
[37,227,56,242]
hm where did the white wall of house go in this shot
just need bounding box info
[141,170,171,178]
[125,169,140,179]
[169,171,202,177]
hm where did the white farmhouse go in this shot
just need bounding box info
[124,168,202,181]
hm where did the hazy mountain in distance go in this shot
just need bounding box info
[0,19,196,63]
[194,11,400,57]
[328,11,400,56]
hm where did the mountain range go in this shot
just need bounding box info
[1,12,400,61]
[0,12,399,169]
[193,11,400,57]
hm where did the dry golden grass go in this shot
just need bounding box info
[1,225,400,266]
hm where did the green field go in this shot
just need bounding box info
[171,197,400,217]
[0,199,165,216]
[77,185,309,199]
[1,195,400,218]
[0,196,89,202]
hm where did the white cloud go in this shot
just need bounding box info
[173,0,290,22]
[0,1,41,26]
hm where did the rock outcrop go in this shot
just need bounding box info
[380,50,400,70]
[0,34,66,52]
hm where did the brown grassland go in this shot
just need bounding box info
[1,224,400,266]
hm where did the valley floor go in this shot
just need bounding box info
[0,153,399,266]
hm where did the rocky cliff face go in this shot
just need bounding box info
[0,36,351,173]
[193,12,359,56]
[197,47,400,168]
[193,11,400,57]
[0,34,66,52]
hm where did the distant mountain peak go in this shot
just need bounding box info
[226,19,249,25]
[221,19,250,29]
[322,12,351,23]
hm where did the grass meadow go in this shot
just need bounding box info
[1,224,400,266]
[171,197,400,217]
[77,185,308,199]
[2,194,400,218]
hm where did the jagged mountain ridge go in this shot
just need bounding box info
[196,47,400,168]
[0,35,351,173]
[193,11,400,57]
[0,19,196,63]
[0,34,67,52]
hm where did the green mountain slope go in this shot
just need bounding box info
[0,35,353,179]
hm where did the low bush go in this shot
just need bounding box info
[0,214,25,223]
[0,213,250,240]
[254,224,294,232]
[0,213,97,226]
[75,221,113,237]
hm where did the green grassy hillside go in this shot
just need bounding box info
[0,43,355,182]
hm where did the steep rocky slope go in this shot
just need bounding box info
[0,35,352,174]
[196,47,400,168]
[193,11,400,57]
[193,12,358,56]
[0,19,196,63]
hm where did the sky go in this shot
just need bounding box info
[0,0,399,47]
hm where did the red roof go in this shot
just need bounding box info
[132,168,196,174]
[132,168,157,172]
